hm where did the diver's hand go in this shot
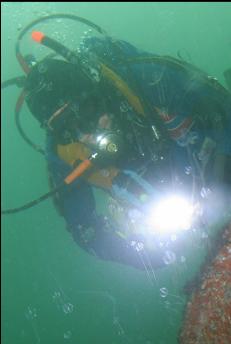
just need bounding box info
[78,113,113,146]
[79,133,96,145]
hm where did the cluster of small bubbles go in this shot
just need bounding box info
[83,29,92,39]
[160,287,168,298]
[62,302,74,314]
[113,317,125,336]
[64,330,72,339]
[52,291,63,310]
[25,306,37,320]
[52,291,61,300]
[185,166,192,175]
[131,241,144,252]
[200,187,211,199]
[113,316,119,326]
[163,250,176,265]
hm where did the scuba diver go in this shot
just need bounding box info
[2,15,231,271]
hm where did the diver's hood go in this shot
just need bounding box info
[25,58,95,126]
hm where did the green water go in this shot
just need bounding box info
[2,2,231,344]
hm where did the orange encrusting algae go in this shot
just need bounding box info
[179,224,231,344]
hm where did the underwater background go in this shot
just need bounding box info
[2,2,231,344]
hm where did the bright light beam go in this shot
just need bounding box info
[147,195,194,234]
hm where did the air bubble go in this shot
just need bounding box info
[160,287,168,298]
[52,291,61,300]
[25,306,37,320]
[163,250,176,265]
[180,255,186,263]
[185,166,192,175]
[62,303,74,314]
[134,242,144,252]
[200,187,211,199]
[64,330,72,339]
